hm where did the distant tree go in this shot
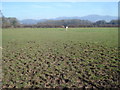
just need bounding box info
[109,20,118,25]
[7,17,20,28]
[2,17,11,28]
[61,20,68,28]
[22,18,118,28]
[2,17,20,28]
[95,20,107,25]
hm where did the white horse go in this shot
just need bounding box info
[66,26,68,31]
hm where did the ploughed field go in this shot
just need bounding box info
[2,28,119,88]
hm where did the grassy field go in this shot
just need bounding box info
[2,28,119,88]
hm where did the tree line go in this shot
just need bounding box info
[1,16,119,28]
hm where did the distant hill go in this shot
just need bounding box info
[80,15,117,22]
[20,19,47,25]
[54,15,117,22]
[20,15,117,25]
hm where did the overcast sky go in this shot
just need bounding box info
[1,2,118,20]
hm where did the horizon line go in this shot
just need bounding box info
[3,14,118,20]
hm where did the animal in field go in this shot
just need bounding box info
[66,26,68,31]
